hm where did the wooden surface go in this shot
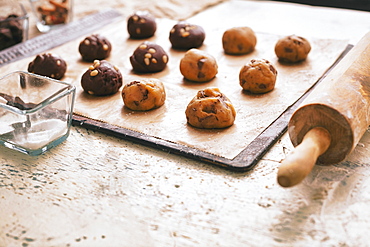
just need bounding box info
[1,1,370,246]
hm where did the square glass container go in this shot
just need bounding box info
[0,71,76,155]
[0,0,29,51]
[29,0,73,33]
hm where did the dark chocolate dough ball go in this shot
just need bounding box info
[78,34,112,62]
[127,11,157,39]
[0,14,24,51]
[169,22,205,50]
[81,60,123,96]
[130,41,169,73]
[28,53,67,80]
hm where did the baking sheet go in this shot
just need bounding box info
[0,9,348,169]
[71,45,351,171]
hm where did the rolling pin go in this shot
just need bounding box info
[277,32,370,187]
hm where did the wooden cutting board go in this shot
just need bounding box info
[0,4,349,171]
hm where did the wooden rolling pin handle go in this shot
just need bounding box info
[277,127,331,187]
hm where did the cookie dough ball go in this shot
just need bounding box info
[81,60,123,96]
[78,34,112,62]
[169,22,205,50]
[180,49,218,82]
[122,78,166,111]
[185,87,236,129]
[127,11,157,39]
[130,41,169,73]
[28,53,67,79]
[275,35,311,63]
[239,59,278,94]
[222,27,257,55]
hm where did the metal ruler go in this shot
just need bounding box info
[0,8,122,67]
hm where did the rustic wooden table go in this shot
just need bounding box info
[1,1,370,246]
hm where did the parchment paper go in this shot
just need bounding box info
[0,16,348,159]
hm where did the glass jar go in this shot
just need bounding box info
[0,71,76,155]
[29,0,73,33]
[0,0,29,51]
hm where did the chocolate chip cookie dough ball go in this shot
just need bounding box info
[130,41,169,73]
[127,11,157,39]
[28,53,67,79]
[122,78,166,111]
[169,22,205,50]
[78,34,112,62]
[81,60,123,96]
[239,59,277,94]
[274,35,311,63]
[185,87,236,129]
[180,49,218,82]
[222,27,257,55]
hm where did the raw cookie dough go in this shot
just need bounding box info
[78,34,112,62]
[169,22,205,50]
[127,11,157,39]
[28,53,67,79]
[274,35,311,63]
[81,60,123,96]
[185,87,236,129]
[222,27,257,55]
[130,41,169,73]
[180,48,218,82]
[122,78,166,111]
[239,59,278,94]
